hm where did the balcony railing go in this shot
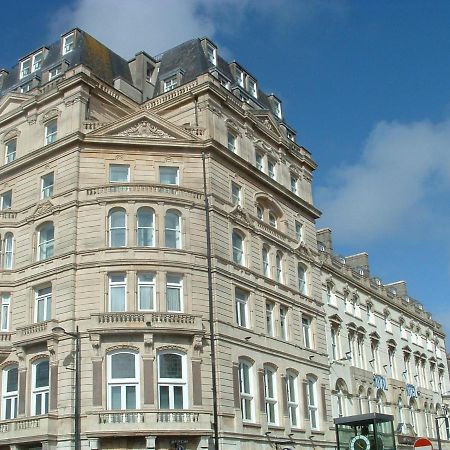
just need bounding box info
[99,412,145,424]
[157,411,199,423]
[85,183,202,200]
[90,312,203,334]
[0,415,57,440]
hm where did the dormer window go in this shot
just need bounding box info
[20,83,32,93]
[206,44,217,66]
[164,76,178,92]
[235,67,244,87]
[49,66,62,81]
[20,59,31,79]
[63,33,75,55]
[32,52,43,71]
[247,78,257,98]
[274,100,282,119]
[287,131,295,142]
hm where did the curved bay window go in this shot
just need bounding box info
[2,365,18,419]
[158,352,187,410]
[136,207,154,247]
[37,222,54,261]
[108,209,126,247]
[107,351,139,410]
[32,359,49,415]
[165,210,181,249]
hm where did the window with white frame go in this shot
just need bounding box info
[232,230,244,265]
[32,51,43,71]
[267,159,276,180]
[239,360,253,421]
[275,252,283,283]
[0,294,10,331]
[2,233,14,270]
[37,222,54,261]
[290,174,298,194]
[286,372,299,427]
[206,44,216,65]
[136,207,155,247]
[4,139,16,164]
[388,345,397,378]
[158,352,187,409]
[231,182,241,206]
[430,362,436,391]
[306,376,319,430]
[20,83,32,94]
[385,313,392,333]
[295,220,303,242]
[20,58,31,79]
[44,119,57,145]
[298,263,307,295]
[262,246,270,277]
[367,304,375,324]
[2,365,18,419]
[331,326,340,360]
[280,306,288,341]
[235,288,248,328]
[137,273,155,311]
[32,359,49,415]
[264,367,278,425]
[107,351,139,410]
[0,191,12,210]
[266,302,274,337]
[227,131,237,153]
[357,335,366,369]
[109,164,130,183]
[255,151,264,171]
[159,166,179,185]
[108,209,126,247]
[164,210,181,249]
[35,287,51,323]
[63,33,75,54]
[166,274,182,312]
[109,274,127,312]
[273,99,282,119]
[164,76,178,92]
[49,66,61,80]
[400,321,407,339]
[247,78,257,98]
[41,172,54,199]
[302,317,312,349]
[235,68,245,87]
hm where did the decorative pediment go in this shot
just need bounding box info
[90,110,198,141]
[252,112,283,138]
[40,107,61,124]
[31,200,54,218]
[0,92,31,116]
[1,128,20,143]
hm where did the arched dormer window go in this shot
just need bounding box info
[37,222,54,261]
[136,207,155,247]
[108,208,126,247]
[165,210,181,249]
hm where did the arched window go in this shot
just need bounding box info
[232,230,244,265]
[164,210,181,249]
[37,222,54,261]
[376,389,385,413]
[268,212,277,228]
[239,360,253,421]
[262,245,270,277]
[158,352,187,409]
[256,205,263,220]
[3,233,13,269]
[108,209,126,247]
[264,366,278,425]
[136,207,154,247]
[107,351,139,410]
[286,371,299,427]
[32,359,49,415]
[298,263,307,295]
[2,365,18,419]
[335,379,349,418]
[275,252,283,283]
[306,375,319,430]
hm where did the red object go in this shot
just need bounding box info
[414,438,433,450]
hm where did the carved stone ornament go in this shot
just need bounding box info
[32,200,54,217]
[2,128,20,144]
[263,118,276,133]
[193,335,203,353]
[144,333,154,353]
[117,120,175,139]
[14,346,25,361]
[41,108,61,124]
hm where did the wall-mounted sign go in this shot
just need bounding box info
[373,375,388,390]
[405,384,417,398]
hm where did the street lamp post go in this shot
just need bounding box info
[52,326,81,450]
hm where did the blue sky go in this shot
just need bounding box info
[2,0,449,344]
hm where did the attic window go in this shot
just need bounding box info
[287,131,295,142]
[164,76,178,92]
[146,63,153,82]
[207,44,217,66]
[49,66,62,81]
[247,78,257,98]
[20,82,32,93]
[235,68,244,87]
[63,33,75,55]
[32,52,43,71]
[20,59,31,79]
[273,99,282,119]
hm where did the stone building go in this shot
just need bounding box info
[0,28,448,450]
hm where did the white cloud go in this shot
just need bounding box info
[316,118,450,244]
[49,0,346,59]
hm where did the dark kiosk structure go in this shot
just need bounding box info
[335,413,396,450]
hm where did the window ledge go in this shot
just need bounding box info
[242,421,261,428]
[311,430,325,435]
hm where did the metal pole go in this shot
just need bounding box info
[436,417,442,450]
[74,326,81,450]
[202,151,219,450]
